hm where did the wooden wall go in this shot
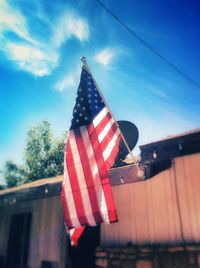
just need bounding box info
[1,152,200,267]
[0,196,66,268]
[101,153,200,246]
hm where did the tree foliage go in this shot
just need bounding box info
[25,120,67,181]
[3,160,28,187]
[3,120,67,187]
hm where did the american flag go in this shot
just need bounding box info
[61,66,121,245]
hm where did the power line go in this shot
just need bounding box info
[95,0,200,90]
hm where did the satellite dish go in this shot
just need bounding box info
[112,121,139,168]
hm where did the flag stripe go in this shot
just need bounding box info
[100,121,118,151]
[66,136,88,225]
[68,226,85,246]
[104,134,121,170]
[103,128,121,161]
[69,131,96,226]
[88,123,118,223]
[94,112,112,139]
[80,126,110,222]
[74,127,103,224]
[61,187,73,228]
[62,162,81,228]
[93,107,110,127]
[98,117,115,143]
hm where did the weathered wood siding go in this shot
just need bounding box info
[0,196,66,268]
[101,153,200,246]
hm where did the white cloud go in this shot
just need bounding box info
[6,43,58,76]
[0,0,55,76]
[0,0,35,44]
[55,72,78,92]
[0,1,89,77]
[94,48,116,66]
[52,12,89,48]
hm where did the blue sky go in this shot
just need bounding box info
[0,0,200,180]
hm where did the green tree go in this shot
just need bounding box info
[48,132,67,176]
[4,160,28,187]
[0,169,6,189]
[25,120,67,181]
[3,120,67,187]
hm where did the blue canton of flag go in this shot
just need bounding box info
[71,68,105,129]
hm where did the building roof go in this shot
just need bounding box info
[0,164,144,206]
[140,128,200,163]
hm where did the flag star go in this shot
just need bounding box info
[89,100,91,103]
[78,88,82,92]
[95,105,98,109]
[79,113,82,116]
[77,103,80,107]
[88,81,91,85]
[84,116,88,120]
[88,94,91,97]
[76,119,79,122]
[80,97,84,101]
[94,93,98,97]
[94,88,97,91]
[95,99,98,103]
[82,107,86,110]
[88,88,91,91]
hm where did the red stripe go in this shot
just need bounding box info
[88,123,118,223]
[100,121,118,152]
[70,226,85,246]
[104,134,121,170]
[94,112,112,136]
[61,184,73,229]
[74,128,103,224]
[65,135,88,225]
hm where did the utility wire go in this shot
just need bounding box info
[95,0,200,90]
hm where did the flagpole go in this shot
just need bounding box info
[81,56,137,165]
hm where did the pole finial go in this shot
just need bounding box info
[81,56,87,65]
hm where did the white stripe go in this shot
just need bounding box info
[69,229,76,246]
[98,117,115,143]
[69,227,84,246]
[80,126,111,224]
[103,128,121,161]
[69,229,75,236]
[63,156,81,228]
[69,131,96,226]
[93,107,109,127]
